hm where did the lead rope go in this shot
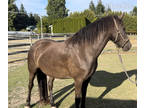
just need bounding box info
[116,47,137,85]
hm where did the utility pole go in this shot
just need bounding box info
[40,16,43,39]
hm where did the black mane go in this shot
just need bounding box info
[66,15,118,45]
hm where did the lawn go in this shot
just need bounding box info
[8,36,137,108]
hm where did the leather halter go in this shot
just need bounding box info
[113,17,129,48]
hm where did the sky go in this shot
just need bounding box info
[15,0,137,16]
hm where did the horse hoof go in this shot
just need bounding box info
[51,107,56,108]
[24,106,30,108]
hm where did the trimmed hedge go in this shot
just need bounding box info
[37,14,137,34]
[53,17,91,33]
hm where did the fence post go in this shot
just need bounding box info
[49,25,53,39]
[30,30,33,46]
[64,34,67,40]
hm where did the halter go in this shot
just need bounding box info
[113,17,129,48]
[113,17,137,85]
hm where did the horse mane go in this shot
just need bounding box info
[66,15,118,45]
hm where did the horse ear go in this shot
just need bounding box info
[118,13,124,20]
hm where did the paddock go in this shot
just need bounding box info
[8,35,137,108]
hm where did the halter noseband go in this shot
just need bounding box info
[113,17,129,48]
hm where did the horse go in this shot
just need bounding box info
[25,14,132,108]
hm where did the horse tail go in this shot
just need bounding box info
[37,68,49,103]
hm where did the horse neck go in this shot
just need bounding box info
[84,32,110,59]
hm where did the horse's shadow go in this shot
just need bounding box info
[70,98,137,108]
[53,83,75,107]
[31,69,137,107]
[31,82,75,108]
[90,69,137,99]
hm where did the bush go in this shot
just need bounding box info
[37,17,91,33]
[53,17,91,33]
[37,13,137,34]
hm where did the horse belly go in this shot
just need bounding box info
[39,58,70,78]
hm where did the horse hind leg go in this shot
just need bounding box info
[48,77,55,107]
[25,68,37,108]
[37,68,49,105]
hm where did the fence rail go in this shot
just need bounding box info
[8,31,136,64]
[8,32,73,64]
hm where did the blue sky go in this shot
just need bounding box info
[15,0,137,16]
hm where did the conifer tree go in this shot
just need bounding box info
[46,0,68,19]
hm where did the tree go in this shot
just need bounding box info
[95,0,105,16]
[13,14,29,31]
[19,4,26,13]
[130,6,137,16]
[8,0,16,4]
[103,6,112,16]
[28,13,37,26]
[8,0,19,30]
[89,0,96,15]
[13,3,30,31]
[107,6,112,12]
[33,14,40,23]
[46,0,68,19]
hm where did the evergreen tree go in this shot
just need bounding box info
[33,14,40,23]
[46,0,68,19]
[95,0,105,16]
[8,0,19,30]
[19,4,26,13]
[105,6,112,15]
[13,3,29,31]
[8,0,16,5]
[89,0,96,15]
[107,6,112,12]
[131,6,137,16]
[28,13,37,26]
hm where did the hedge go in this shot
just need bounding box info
[53,17,91,33]
[37,15,137,34]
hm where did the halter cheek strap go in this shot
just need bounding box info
[113,17,129,48]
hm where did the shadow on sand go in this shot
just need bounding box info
[70,98,137,108]
[90,69,137,99]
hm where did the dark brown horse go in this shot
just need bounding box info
[25,14,131,108]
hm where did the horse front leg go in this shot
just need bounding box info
[74,79,83,108]
[81,77,91,108]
